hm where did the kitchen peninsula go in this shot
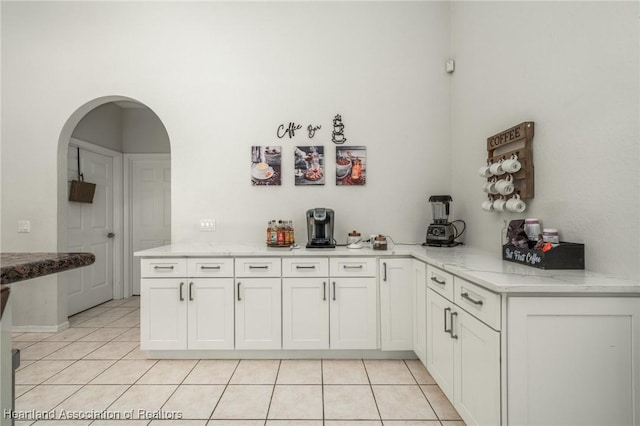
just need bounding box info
[0,252,95,426]
[136,243,640,426]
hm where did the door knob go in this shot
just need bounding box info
[107,232,115,238]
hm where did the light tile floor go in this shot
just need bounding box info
[12,296,465,425]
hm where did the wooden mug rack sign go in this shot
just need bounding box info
[487,121,534,200]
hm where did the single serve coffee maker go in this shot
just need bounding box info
[306,208,335,248]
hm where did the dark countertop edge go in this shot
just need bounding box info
[0,252,96,285]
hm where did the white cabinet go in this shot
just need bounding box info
[282,277,329,349]
[235,258,282,350]
[412,259,427,365]
[380,258,413,350]
[330,277,378,349]
[282,258,329,350]
[426,272,501,426]
[508,297,640,426]
[140,258,235,350]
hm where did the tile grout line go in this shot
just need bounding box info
[207,358,241,421]
[405,359,442,422]
[263,359,282,423]
[362,359,384,423]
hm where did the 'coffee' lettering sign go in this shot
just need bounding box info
[487,122,531,150]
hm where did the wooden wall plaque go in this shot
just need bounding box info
[487,121,534,201]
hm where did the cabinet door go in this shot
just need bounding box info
[454,308,500,426]
[380,258,413,350]
[508,297,640,426]
[140,278,187,350]
[187,278,234,350]
[330,278,377,350]
[426,288,454,400]
[235,278,282,350]
[412,259,427,365]
[282,278,329,349]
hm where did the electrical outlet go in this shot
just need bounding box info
[200,219,216,231]
[18,220,31,233]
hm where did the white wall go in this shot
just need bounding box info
[450,1,639,279]
[71,103,123,152]
[122,108,170,154]
[1,2,451,325]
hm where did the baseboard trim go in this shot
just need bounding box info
[12,321,70,333]
[142,349,418,360]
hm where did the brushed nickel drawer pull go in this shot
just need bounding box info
[461,292,483,306]
[296,265,316,270]
[154,265,175,270]
[179,282,184,301]
[189,282,194,301]
[237,282,242,301]
[444,307,451,333]
[430,276,446,286]
[323,282,327,301]
[249,265,269,269]
[201,265,221,270]
[332,282,336,301]
[383,262,387,282]
[343,265,364,269]
[450,311,459,339]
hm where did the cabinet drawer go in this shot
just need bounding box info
[426,265,454,301]
[187,258,234,277]
[140,258,187,278]
[235,258,281,277]
[330,258,376,277]
[282,258,329,277]
[454,277,501,330]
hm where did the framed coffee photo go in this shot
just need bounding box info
[251,145,281,186]
[336,146,366,186]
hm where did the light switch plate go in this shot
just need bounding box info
[200,219,216,231]
[18,220,31,233]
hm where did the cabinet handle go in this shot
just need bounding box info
[237,282,242,301]
[430,276,446,286]
[332,281,336,301]
[249,265,269,270]
[450,311,459,339]
[296,265,316,270]
[189,282,194,301]
[154,265,174,270]
[201,265,221,270]
[343,265,363,269]
[461,292,483,306]
[323,282,327,301]
[383,262,387,282]
[179,282,184,301]
[444,307,451,334]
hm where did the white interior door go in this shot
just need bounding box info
[129,156,171,295]
[67,145,114,315]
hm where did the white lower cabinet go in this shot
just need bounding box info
[235,278,281,349]
[380,258,413,351]
[330,277,378,349]
[426,280,501,426]
[508,297,640,426]
[282,278,329,349]
[141,277,235,350]
[413,259,427,365]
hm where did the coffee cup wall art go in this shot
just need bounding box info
[251,145,281,186]
[294,146,325,186]
[336,146,366,185]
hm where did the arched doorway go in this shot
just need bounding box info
[57,96,171,315]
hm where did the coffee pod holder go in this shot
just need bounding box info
[480,122,534,213]
[502,242,584,269]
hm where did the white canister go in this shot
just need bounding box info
[524,218,542,241]
[543,228,560,244]
[347,230,362,246]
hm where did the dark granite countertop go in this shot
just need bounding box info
[0,252,95,285]
[0,252,95,319]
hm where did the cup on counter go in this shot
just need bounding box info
[493,197,507,212]
[506,194,526,212]
[495,175,514,196]
[478,164,492,178]
[481,199,495,212]
[489,160,505,176]
[501,154,522,174]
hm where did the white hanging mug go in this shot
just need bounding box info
[482,178,498,195]
[501,154,522,174]
[506,193,526,213]
[489,159,505,176]
[481,199,495,212]
[493,197,507,212]
[495,175,515,196]
[478,164,492,178]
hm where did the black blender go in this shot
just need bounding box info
[424,195,465,247]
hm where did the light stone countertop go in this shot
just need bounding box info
[135,243,640,295]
